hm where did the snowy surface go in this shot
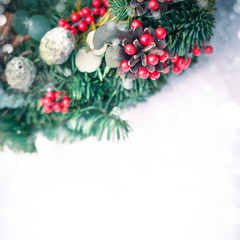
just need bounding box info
[0,0,240,240]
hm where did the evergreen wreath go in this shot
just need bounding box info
[0,0,216,152]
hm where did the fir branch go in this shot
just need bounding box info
[159,0,215,57]
[109,0,132,22]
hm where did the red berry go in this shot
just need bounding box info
[173,66,182,74]
[71,28,77,35]
[85,15,94,25]
[43,105,52,114]
[92,0,101,8]
[155,27,167,39]
[140,34,153,46]
[192,48,201,56]
[165,0,171,2]
[82,7,91,16]
[120,60,130,72]
[147,54,159,66]
[205,46,213,55]
[161,68,170,74]
[103,0,109,8]
[71,13,80,22]
[52,103,62,113]
[131,19,142,30]
[99,7,107,16]
[58,19,67,28]
[182,57,191,70]
[40,97,52,106]
[138,67,149,79]
[161,62,170,74]
[44,97,54,106]
[149,0,159,10]
[62,108,69,113]
[79,10,84,18]
[125,44,136,55]
[159,50,169,62]
[92,8,100,15]
[63,23,71,30]
[176,58,185,68]
[149,71,160,80]
[54,91,62,99]
[78,22,88,32]
[62,96,71,107]
[40,98,45,106]
[46,91,55,100]
[170,55,178,63]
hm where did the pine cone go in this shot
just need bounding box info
[117,26,167,80]
[130,0,169,18]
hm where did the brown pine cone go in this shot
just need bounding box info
[117,26,167,80]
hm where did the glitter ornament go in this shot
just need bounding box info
[5,57,36,90]
[39,27,75,65]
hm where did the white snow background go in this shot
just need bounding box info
[0,0,240,239]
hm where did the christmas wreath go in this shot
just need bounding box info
[0,0,215,152]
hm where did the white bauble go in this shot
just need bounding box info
[40,27,75,65]
[5,57,36,90]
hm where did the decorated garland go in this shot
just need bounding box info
[0,0,215,152]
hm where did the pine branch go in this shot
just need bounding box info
[0,114,36,153]
[160,0,215,57]
[109,0,132,22]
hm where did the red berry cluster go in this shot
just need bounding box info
[171,55,191,74]
[120,20,213,80]
[40,91,71,114]
[58,0,109,36]
[192,45,213,57]
[159,55,192,75]
[149,0,172,11]
[160,44,213,75]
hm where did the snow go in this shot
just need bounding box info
[0,0,240,240]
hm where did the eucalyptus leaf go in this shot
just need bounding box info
[75,48,102,73]
[105,46,120,68]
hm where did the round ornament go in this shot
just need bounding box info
[39,27,75,65]
[12,10,30,36]
[5,57,36,90]
[28,15,52,41]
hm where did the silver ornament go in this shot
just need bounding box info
[40,27,75,65]
[5,57,36,90]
